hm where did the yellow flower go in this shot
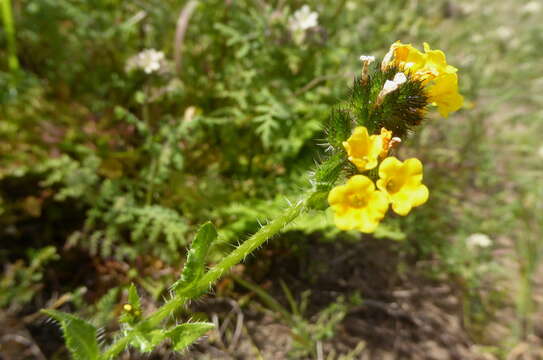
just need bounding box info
[376,157,429,216]
[328,175,389,233]
[426,73,464,118]
[382,41,464,117]
[379,127,393,158]
[343,126,383,171]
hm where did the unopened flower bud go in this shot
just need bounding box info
[392,72,407,84]
[381,47,394,71]
[376,73,406,105]
[389,137,402,149]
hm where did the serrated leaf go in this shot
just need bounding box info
[171,222,217,294]
[130,329,168,353]
[42,309,100,360]
[166,323,215,352]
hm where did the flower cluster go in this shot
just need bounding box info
[328,125,428,232]
[326,42,463,233]
[382,41,464,117]
[126,49,166,74]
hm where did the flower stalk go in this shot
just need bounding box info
[102,197,307,359]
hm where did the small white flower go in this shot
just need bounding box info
[359,55,376,64]
[289,5,319,32]
[126,49,165,74]
[466,233,492,249]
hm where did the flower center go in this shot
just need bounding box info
[348,193,368,208]
[385,178,403,194]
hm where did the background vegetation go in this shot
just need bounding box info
[1,0,542,358]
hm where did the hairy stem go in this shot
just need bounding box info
[193,199,305,292]
[102,197,307,359]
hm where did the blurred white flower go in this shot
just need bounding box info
[471,34,483,44]
[126,49,165,74]
[522,1,541,14]
[461,3,478,14]
[537,145,543,158]
[289,5,319,45]
[466,233,492,248]
[346,1,357,11]
[496,26,513,40]
[289,5,319,32]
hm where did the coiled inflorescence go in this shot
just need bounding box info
[316,41,464,233]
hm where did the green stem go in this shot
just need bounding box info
[1,0,19,72]
[194,199,305,292]
[143,85,156,206]
[102,198,307,359]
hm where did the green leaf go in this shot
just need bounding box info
[42,309,100,360]
[130,329,168,353]
[166,323,215,352]
[127,283,141,310]
[120,283,142,324]
[171,222,217,294]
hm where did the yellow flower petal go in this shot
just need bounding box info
[411,184,429,207]
[391,194,413,216]
[378,156,403,179]
[427,73,464,117]
[404,158,423,185]
[347,174,375,192]
[368,190,389,216]
[356,211,381,233]
[328,184,346,205]
[334,209,360,230]
[423,43,457,75]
